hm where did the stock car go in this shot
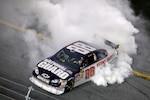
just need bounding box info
[30,40,119,95]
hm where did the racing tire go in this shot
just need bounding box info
[65,79,74,92]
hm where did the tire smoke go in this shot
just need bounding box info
[4,0,139,86]
[29,0,138,86]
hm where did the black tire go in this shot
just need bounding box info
[65,79,74,92]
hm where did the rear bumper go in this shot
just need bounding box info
[29,76,65,95]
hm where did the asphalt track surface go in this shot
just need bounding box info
[0,1,150,100]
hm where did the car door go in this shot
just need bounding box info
[74,53,96,87]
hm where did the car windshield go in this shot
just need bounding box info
[55,49,82,66]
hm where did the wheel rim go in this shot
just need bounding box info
[65,79,74,92]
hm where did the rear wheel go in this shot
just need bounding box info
[65,79,74,92]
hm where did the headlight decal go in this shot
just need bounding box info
[61,79,67,86]
[35,67,39,75]
[51,79,60,83]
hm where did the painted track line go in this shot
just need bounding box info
[0,19,27,32]
[0,76,28,89]
[133,71,150,81]
[0,85,25,98]
[0,19,51,42]
[0,93,15,100]
[0,76,59,100]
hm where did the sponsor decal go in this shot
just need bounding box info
[96,59,106,67]
[107,54,113,62]
[38,59,70,79]
[85,66,95,79]
[75,71,84,82]
[37,75,49,84]
[66,69,73,74]
[41,73,50,79]
[96,54,114,67]
[67,42,96,55]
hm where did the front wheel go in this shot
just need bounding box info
[65,79,74,92]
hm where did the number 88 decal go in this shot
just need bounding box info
[85,66,95,79]
[67,42,96,55]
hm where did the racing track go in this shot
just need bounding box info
[0,0,150,100]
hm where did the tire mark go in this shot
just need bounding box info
[126,79,150,100]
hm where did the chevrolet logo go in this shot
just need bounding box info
[41,73,50,79]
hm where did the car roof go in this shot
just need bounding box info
[50,41,107,73]
[64,41,97,55]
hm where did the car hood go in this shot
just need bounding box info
[37,58,74,79]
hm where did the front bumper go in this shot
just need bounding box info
[29,76,65,95]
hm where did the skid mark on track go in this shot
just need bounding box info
[126,80,150,100]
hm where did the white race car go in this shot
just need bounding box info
[30,40,119,95]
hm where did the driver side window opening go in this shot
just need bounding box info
[96,50,108,60]
[82,53,97,68]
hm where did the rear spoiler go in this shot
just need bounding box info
[105,40,119,49]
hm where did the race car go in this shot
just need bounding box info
[30,40,119,95]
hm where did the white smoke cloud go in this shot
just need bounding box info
[28,0,138,86]
[6,0,139,86]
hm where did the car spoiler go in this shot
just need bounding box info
[105,40,119,49]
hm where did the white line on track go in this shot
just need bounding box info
[0,85,25,97]
[0,76,28,89]
[0,93,15,100]
[0,76,60,100]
